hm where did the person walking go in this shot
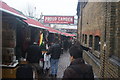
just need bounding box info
[63,39,69,52]
[47,41,62,78]
[26,42,42,64]
[43,52,51,74]
[62,45,94,79]
[26,42,43,79]
[16,42,43,80]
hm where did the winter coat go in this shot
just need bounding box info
[26,44,42,63]
[47,43,61,59]
[63,58,94,79]
[16,64,33,79]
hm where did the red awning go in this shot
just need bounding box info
[61,32,76,37]
[0,1,76,36]
[24,18,62,33]
[68,34,76,37]
[24,18,47,29]
[0,1,26,19]
[44,26,62,34]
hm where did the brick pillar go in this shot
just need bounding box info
[100,2,108,78]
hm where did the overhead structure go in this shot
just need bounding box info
[1,1,76,37]
[0,1,26,20]
[44,16,74,24]
[61,32,76,37]
[24,18,62,34]
[24,18,47,29]
[44,26,62,34]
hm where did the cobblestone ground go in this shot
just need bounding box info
[57,51,70,78]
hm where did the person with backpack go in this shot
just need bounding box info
[62,45,94,79]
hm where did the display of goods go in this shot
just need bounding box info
[2,48,15,64]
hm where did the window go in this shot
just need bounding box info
[89,35,93,47]
[85,34,87,44]
[82,34,84,42]
[94,36,100,51]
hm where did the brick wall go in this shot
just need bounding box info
[82,3,105,37]
[77,2,120,78]
[104,2,120,78]
[80,3,106,77]
[83,51,100,77]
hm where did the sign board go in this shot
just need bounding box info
[44,16,74,24]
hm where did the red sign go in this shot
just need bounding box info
[44,16,74,24]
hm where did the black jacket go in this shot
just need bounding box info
[47,43,61,59]
[16,64,33,79]
[26,44,42,63]
[63,58,94,79]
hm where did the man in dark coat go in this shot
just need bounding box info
[26,42,42,63]
[62,45,94,79]
[26,42,43,79]
[63,39,69,51]
[47,41,62,78]
[16,64,33,79]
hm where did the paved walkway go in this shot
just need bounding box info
[57,51,70,78]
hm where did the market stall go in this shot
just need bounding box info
[1,1,27,78]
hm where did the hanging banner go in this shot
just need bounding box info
[38,33,43,46]
[44,16,74,24]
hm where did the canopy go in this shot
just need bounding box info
[24,18,62,34]
[1,1,76,37]
[61,32,76,37]
[45,26,61,34]
[24,18,47,29]
[0,1,26,19]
